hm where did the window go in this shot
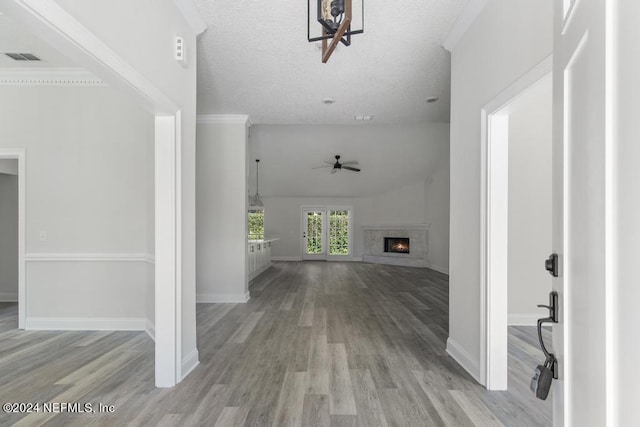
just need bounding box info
[248,209,264,240]
[329,209,349,255]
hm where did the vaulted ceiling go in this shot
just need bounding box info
[195,0,467,124]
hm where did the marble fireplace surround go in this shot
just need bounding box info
[362,224,429,268]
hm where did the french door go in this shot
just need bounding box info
[302,207,351,260]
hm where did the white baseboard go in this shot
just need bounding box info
[181,348,200,380]
[0,292,18,302]
[508,314,540,326]
[446,337,481,384]
[197,291,250,303]
[25,317,147,331]
[271,256,302,261]
[428,264,449,275]
[145,319,156,341]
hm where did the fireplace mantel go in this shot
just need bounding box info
[361,224,429,268]
[361,224,430,231]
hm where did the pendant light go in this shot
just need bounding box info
[251,159,264,207]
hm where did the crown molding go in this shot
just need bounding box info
[174,0,207,35]
[441,0,488,52]
[197,114,251,125]
[0,68,105,86]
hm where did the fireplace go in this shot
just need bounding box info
[384,237,410,254]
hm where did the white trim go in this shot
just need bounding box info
[155,115,179,388]
[0,149,26,329]
[196,115,251,125]
[441,0,488,52]
[428,264,449,275]
[508,314,540,326]
[446,337,481,383]
[271,256,302,262]
[480,56,553,390]
[0,292,18,302]
[181,348,200,380]
[146,319,156,341]
[0,68,104,86]
[25,253,155,263]
[361,224,430,230]
[196,291,250,304]
[173,0,207,35]
[25,317,147,331]
[174,109,183,386]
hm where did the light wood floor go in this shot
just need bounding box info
[0,261,551,426]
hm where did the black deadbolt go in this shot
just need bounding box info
[545,253,558,277]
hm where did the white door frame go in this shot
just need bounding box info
[0,149,26,329]
[3,1,184,387]
[480,56,552,390]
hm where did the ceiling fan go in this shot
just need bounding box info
[313,155,361,174]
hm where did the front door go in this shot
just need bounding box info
[553,0,608,424]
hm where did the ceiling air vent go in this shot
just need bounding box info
[5,53,41,61]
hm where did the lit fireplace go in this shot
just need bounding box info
[384,237,410,254]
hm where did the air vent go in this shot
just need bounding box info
[5,53,41,61]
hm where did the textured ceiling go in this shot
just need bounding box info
[195,0,467,124]
[0,13,76,69]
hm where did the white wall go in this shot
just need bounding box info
[370,180,427,225]
[615,2,640,423]
[0,170,18,301]
[0,86,153,326]
[196,121,249,302]
[507,79,552,325]
[425,159,450,274]
[448,0,553,379]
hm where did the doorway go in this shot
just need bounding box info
[0,151,25,330]
[301,207,352,260]
[480,56,553,391]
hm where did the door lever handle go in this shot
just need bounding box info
[536,291,559,379]
[537,292,558,323]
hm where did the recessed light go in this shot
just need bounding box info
[354,114,374,121]
[426,96,439,103]
[323,98,335,104]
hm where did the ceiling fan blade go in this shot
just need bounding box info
[312,165,332,169]
[341,161,359,166]
[343,166,361,172]
[323,161,334,165]
[331,167,338,174]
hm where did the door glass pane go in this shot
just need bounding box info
[306,211,323,254]
[329,210,349,255]
[248,209,264,240]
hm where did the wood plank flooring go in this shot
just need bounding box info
[0,262,551,426]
